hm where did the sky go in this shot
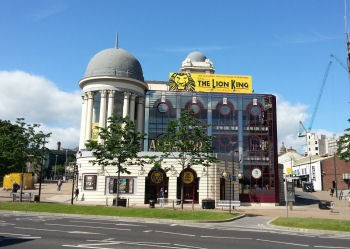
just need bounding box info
[0,0,349,152]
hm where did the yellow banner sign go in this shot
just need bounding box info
[169,73,252,93]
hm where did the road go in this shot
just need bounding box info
[0,211,349,249]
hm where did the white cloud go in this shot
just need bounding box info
[0,71,81,149]
[276,95,309,153]
[0,71,340,153]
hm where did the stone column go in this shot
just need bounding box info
[79,93,88,149]
[107,90,115,127]
[85,91,94,142]
[98,90,108,143]
[129,94,136,122]
[136,97,145,133]
[122,92,130,118]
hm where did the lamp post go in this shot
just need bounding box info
[37,137,46,202]
[333,153,338,198]
[54,154,58,180]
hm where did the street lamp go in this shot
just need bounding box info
[54,154,58,180]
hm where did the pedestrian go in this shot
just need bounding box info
[330,188,334,197]
[159,187,164,208]
[348,192,350,207]
[12,181,20,193]
[74,186,79,201]
[57,179,63,191]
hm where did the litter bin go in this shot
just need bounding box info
[318,200,334,210]
[113,198,127,207]
[149,199,155,208]
[34,195,40,202]
[202,199,215,209]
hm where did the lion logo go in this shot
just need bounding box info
[169,73,195,92]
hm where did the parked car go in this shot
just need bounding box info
[302,182,314,192]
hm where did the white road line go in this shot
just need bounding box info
[314,246,350,249]
[68,231,102,235]
[15,226,101,235]
[69,220,144,226]
[0,232,32,237]
[45,223,131,231]
[200,235,252,240]
[256,238,310,247]
[154,230,195,237]
[63,241,207,249]
[143,230,153,233]
[173,243,209,249]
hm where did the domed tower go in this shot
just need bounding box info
[179,51,215,74]
[78,46,148,150]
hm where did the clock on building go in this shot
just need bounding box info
[251,168,262,179]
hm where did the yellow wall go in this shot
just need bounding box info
[3,173,33,190]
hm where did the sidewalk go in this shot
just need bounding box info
[1,183,349,220]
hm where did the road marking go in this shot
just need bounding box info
[143,230,153,232]
[46,223,131,231]
[256,238,309,247]
[0,232,36,237]
[68,231,102,235]
[200,235,252,240]
[174,243,209,249]
[15,226,101,235]
[154,230,195,237]
[69,220,144,227]
[63,240,207,249]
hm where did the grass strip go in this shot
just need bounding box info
[0,202,238,221]
[271,217,350,232]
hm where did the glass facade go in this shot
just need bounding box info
[144,90,278,203]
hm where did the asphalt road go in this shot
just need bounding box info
[0,211,349,249]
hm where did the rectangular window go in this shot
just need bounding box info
[315,141,318,144]
[109,177,134,194]
[84,175,97,190]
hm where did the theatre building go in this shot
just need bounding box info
[76,45,279,206]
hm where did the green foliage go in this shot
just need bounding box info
[0,202,239,221]
[85,116,147,199]
[337,119,350,162]
[155,110,218,208]
[0,118,51,177]
[272,217,350,232]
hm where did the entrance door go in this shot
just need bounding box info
[177,168,199,204]
[145,169,168,204]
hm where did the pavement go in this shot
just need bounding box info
[1,181,349,223]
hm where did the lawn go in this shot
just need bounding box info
[271,217,350,232]
[0,202,239,221]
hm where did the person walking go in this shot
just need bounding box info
[74,186,79,201]
[159,187,164,208]
[12,181,20,193]
[330,188,334,197]
[57,179,63,191]
[348,192,350,207]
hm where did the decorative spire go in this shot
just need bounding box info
[116,32,119,49]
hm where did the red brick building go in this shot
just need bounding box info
[321,156,350,190]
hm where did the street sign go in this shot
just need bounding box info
[231,175,236,183]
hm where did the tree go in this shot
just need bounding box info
[156,110,218,209]
[337,119,350,162]
[85,116,146,204]
[0,118,50,178]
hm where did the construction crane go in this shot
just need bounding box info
[298,54,348,139]
[297,57,333,138]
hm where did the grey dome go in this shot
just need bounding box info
[84,48,144,81]
[186,51,207,62]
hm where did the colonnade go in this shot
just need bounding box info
[79,90,145,149]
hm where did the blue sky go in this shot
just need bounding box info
[0,0,348,151]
